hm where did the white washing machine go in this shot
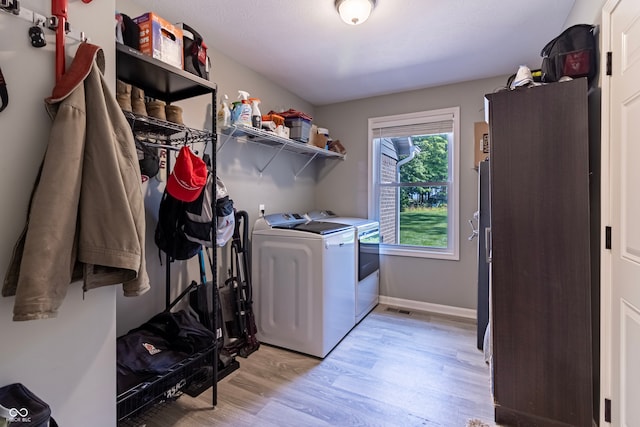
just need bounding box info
[306,210,380,323]
[251,213,356,358]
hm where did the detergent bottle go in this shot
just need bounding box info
[230,100,241,124]
[216,94,231,128]
[233,90,253,126]
[249,97,262,128]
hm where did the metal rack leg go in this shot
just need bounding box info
[165,154,172,310]
[211,90,218,408]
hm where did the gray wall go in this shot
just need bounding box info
[564,0,605,26]
[0,1,116,425]
[314,76,507,309]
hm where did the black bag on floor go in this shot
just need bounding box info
[540,24,598,85]
[0,383,58,427]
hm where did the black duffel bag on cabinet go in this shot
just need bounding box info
[540,24,598,85]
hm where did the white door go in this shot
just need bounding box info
[603,0,640,425]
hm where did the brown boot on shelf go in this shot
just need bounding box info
[146,100,166,121]
[116,79,132,112]
[131,86,147,116]
[165,104,183,125]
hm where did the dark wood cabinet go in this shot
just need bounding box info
[485,78,594,427]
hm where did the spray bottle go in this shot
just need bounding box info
[216,94,231,128]
[249,97,262,128]
[233,90,253,126]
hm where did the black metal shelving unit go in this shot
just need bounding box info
[116,43,215,102]
[115,42,237,424]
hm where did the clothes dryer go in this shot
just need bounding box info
[251,213,356,358]
[306,210,380,323]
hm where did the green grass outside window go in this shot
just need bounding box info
[399,207,448,248]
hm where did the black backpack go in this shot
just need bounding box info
[155,170,234,259]
[155,149,233,259]
[154,190,201,261]
[540,24,598,85]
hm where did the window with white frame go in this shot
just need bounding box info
[368,107,459,260]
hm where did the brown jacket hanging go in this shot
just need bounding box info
[3,43,150,320]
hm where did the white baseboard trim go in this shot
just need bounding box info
[378,296,476,320]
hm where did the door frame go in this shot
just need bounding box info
[600,0,617,424]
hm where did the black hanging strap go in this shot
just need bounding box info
[0,67,7,112]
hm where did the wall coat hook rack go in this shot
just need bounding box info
[1,0,91,82]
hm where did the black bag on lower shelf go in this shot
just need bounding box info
[0,383,58,427]
[116,328,190,395]
[116,309,218,395]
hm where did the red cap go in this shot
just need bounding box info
[167,146,207,202]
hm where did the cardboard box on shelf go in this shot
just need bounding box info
[275,125,289,139]
[134,12,184,70]
[474,121,490,166]
[328,140,346,155]
[308,125,328,149]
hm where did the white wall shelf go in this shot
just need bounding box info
[218,124,344,176]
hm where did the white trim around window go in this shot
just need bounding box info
[368,107,460,261]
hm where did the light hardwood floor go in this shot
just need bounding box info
[130,305,498,427]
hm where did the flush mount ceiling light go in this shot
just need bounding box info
[335,0,376,25]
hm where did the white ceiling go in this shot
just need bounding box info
[127,0,576,106]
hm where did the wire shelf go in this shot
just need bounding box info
[124,111,214,146]
[117,345,215,423]
[219,124,344,159]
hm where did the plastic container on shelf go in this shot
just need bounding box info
[285,117,312,143]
